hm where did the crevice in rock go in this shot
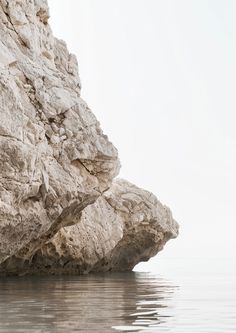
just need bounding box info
[1,1,29,48]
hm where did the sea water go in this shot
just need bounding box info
[0,258,235,332]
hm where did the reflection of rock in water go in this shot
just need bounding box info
[0,273,176,332]
[112,272,176,332]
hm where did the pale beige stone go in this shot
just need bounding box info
[0,179,178,275]
[0,0,120,264]
[0,0,178,275]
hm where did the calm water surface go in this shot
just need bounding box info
[0,258,235,332]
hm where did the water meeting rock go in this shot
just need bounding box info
[0,0,178,275]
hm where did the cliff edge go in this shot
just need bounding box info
[0,0,178,275]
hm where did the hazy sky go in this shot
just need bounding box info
[48,0,236,259]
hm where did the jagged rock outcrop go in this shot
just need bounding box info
[0,0,119,265]
[0,179,178,275]
[0,0,178,275]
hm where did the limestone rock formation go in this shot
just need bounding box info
[0,0,178,275]
[0,179,178,275]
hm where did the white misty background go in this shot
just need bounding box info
[48,0,236,262]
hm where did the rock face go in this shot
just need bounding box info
[0,0,178,275]
[0,179,178,275]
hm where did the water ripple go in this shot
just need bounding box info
[0,264,235,332]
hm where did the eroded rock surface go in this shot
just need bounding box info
[0,179,178,275]
[0,0,178,276]
[0,0,119,265]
